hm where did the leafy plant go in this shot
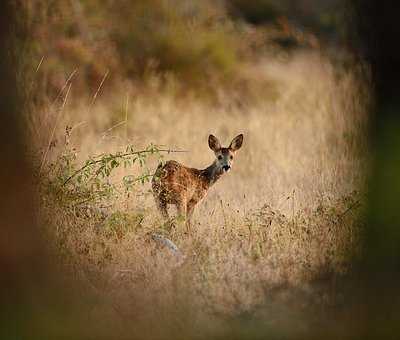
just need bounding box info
[41,130,185,208]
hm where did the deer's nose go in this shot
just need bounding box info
[223,165,231,172]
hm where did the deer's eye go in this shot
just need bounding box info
[230,155,233,160]
[218,155,223,160]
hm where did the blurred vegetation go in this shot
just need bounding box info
[229,0,348,37]
[7,1,395,339]
[24,0,349,99]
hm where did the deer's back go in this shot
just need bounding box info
[152,160,207,203]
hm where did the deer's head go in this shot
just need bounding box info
[208,134,243,173]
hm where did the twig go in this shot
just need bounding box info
[125,93,129,142]
[124,94,129,210]
[338,200,361,220]
[292,189,295,231]
[42,69,77,129]
[90,69,109,107]
[51,69,78,106]
[29,56,44,92]
[35,56,45,73]
[40,83,72,173]
[220,199,227,229]
[100,120,127,137]
[70,121,87,133]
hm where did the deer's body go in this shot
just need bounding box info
[152,134,243,228]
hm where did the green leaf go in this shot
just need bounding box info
[111,159,119,168]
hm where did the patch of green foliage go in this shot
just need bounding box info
[40,128,171,209]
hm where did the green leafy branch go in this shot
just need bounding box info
[62,144,186,187]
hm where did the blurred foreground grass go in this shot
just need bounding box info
[5,0,400,339]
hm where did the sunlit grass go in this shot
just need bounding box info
[35,50,368,337]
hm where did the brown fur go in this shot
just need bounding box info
[152,134,243,229]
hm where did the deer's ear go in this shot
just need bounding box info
[229,134,243,151]
[208,134,221,152]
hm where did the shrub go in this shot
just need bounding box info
[110,0,238,83]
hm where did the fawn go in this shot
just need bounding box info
[152,134,243,229]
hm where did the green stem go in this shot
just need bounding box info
[62,148,186,186]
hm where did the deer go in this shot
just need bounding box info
[152,134,243,230]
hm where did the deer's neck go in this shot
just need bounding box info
[201,161,224,187]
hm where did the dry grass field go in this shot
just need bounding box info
[34,50,369,338]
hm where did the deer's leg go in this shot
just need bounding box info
[176,200,187,219]
[176,200,188,230]
[154,195,169,220]
[186,200,197,231]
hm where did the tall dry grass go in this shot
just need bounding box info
[34,51,368,338]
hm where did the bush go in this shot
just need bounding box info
[110,0,238,82]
